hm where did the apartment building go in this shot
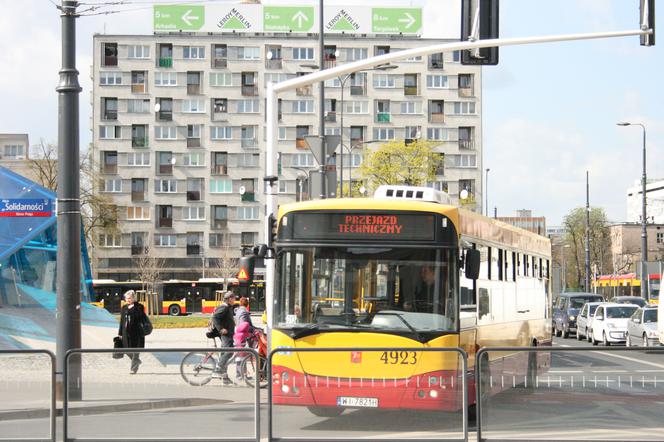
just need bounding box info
[0,134,32,179]
[92,33,483,280]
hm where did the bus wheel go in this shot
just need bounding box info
[307,406,344,417]
[168,304,181,316]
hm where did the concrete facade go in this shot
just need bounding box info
[92,33,483,280]
[608,223,664,274]
[0,134,32,180]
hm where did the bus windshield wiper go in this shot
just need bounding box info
[372,312,422,339]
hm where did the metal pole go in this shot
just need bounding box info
[56,0,82,401]
[318,0,326,199]
[339,75,345,197]
[585,171,591,292]
[484,168,490,216]
[641,125,648,299]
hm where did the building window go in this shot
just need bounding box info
[265,73,290,84]
[210,177,232,193]
[448,154,477,168]
[155,126,177,140]
[127,152,150,166]
[157,205,173,227]
[102,151,118,174]
[375,45,390,56]
[373,128,395,141]
[3,144,25,159]
[211,126,232,140]
[343,101,369,115]
[132,232,146,256]
[210,72,232,87]
[400,101,420,115]
[427,75,448,89]
[99,234,122,247]
[657,232,664,244]
[126,206,150,220]
[453,102,476,115]
[404,126,421,140]
[155,234,177,247]
[186,178,203,201]
[427,128,449,141]
[458,74,474,96]
[128,45,150,59]
[241,126,257,148]
[213,98,228,113]
[157,151,173,174]
[131,71,147,93]
[458,127,474,150]
[344,47,367,61]
[429,53,444,69]
[183,152,204,167]
[127,99,150,114]
[183,46,205,59]
[241,232,257,246]
[236,153,259,167]
[237,206,260,221]
[182,99,205,113]
[292,100,314,113]
[291,153,315,167]
[292,47,314,60]
[100,71,122,85]
[186,233,203,255]
[236,99,259,113]
[373,74,396,89]
[102,42,117,66]
[183,206,205,221]
[103,178,122,192]
[154,72,177,86]
[99,125,120,139]
[238,46,260,60]
[155,179,177,193]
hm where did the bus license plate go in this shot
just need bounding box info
[337,396,378,408]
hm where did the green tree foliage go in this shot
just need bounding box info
[358,140,442,195]
[562,207,611,290]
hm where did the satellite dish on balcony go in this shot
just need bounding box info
[460,189,469,200]
[239,186,246,195]
[154,103,161,112]
[266,51,273,60]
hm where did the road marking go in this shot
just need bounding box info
[594,350,664,369]
[548,370,583,373]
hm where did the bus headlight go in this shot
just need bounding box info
[569,316,575,321]
[429,390,439,398]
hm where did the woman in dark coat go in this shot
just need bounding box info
[118,290,146,374]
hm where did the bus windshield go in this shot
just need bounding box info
[276,246,458,334]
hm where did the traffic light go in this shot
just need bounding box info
[238,255,255,286]
[461,0,499,65]
[267,213,277,249]
[640,0,655,46]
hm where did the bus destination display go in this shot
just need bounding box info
[289,212,437,241]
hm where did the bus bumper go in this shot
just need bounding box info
[272,366,463,411]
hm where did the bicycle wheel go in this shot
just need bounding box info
[180,352,217,386]
[241,355,268,388]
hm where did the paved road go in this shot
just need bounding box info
[2,334,663,441]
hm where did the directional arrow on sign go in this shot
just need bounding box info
[181,9,199,26]
[398,12,416,29]
[292,10,309,28]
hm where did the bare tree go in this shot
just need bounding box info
[134,237,166,315]
[209,233,239,289]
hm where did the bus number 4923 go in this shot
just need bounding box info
[380,351,417,365]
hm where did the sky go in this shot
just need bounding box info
[0,0,661,226]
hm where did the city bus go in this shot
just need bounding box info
[593,273,660,305]
[269,185,552,416]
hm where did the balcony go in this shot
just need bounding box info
[323,59,336,69]
[131,245,145,256]
[429,60,444,69]
[459,87,473,97]
[187,191,201,201]
[430,113,445,123]
[213,58,227,69]
[266,59,282,70]
[187,244,201,256]
[187,84,201,95]
[131,191,145,202]
[350,86,365,96]
[102,111,117,121]
[102,164,117,174]
[296,85,312,96]
[211,219,228,230]
[404,86,418,96]
[132,137,148,148]
[325,112,336,122]
[376,112,391,123]
[459,139,474,150]
[159,57,173,68]
[159,164,173,175]
[212,112,228,122]
[187,137,201,148]
[157,111,172,121]
[295,138,308,149]
[241,85,258,96]
[241,138,257,149]
[212,164,228,175]
[158,217,172,228]
[241,192,256,202]
[131,84,146,94]
[103,55,118,67]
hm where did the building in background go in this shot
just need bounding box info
[91,29,483,280]
[0,134,31,179]
[496,210,547,236]
[608,222,664,275]
[627,178,664,224]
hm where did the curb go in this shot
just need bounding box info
[0,398,229,421]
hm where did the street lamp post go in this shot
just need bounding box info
[484,168,490,216]
[617,121,648,299]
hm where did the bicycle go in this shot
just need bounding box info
[180,328,268,388]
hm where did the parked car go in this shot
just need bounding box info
[626,306,659,347]
[553,292,604,338]
[576,301,602,341]
[590,303,639,346]
[610,296,648,308]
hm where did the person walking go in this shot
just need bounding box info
[212,291,236,384]
[118,290,147,374]
[233,297,254,379]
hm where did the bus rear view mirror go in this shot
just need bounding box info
[465,249,480,280]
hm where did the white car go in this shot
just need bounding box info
[626,306,660,347]
[590,303,639,346]
[576,301,602,341]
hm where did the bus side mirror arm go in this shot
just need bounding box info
[465,249,480,280]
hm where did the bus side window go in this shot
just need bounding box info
[523,254,529,277]
[512,252,517,281]
[487,247,492,280]
[497,249,504,281]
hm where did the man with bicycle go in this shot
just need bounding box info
[212,291,236,385]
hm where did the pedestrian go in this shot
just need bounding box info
[234,297,254,378]
[212,291,236,384]
[118,290,147,374]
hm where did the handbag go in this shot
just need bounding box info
[141,314,153,336]
[112,336,124,359]
[206,318,220,339]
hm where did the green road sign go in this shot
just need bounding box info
[154,5,205,31]
[372,8,422,34]
[264,6,314,32]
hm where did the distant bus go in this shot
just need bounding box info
[593,273,660,304]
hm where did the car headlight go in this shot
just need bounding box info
[606,323,616,329]
[569,316,575,321]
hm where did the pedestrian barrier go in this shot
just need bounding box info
[268,347,469,442]
[0,349,55,442]
[476,346,664,442]
[63,347,261,442]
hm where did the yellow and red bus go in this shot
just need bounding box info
[269,185,552,416]
[593,273,660,305]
